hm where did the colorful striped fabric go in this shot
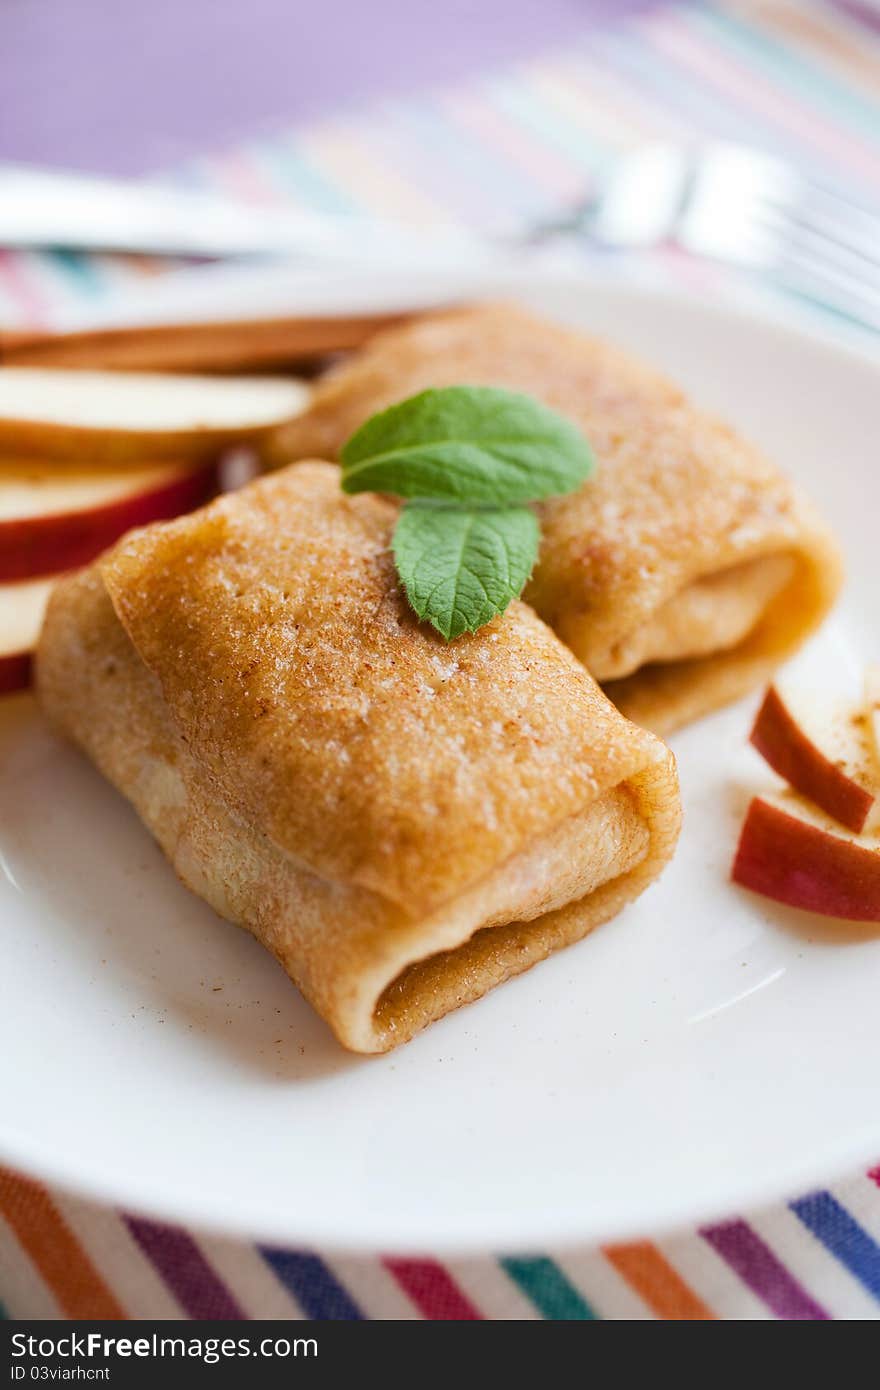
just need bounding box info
[3,0,880,335]
[2,0,880,1319]
[3,1165,880,1319]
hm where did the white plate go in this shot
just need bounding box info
[2,270,879,1254]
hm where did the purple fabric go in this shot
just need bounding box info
[834,2,880,37]
[124,1216,246,1320]
[0,0,653,175]
[700,1220,830,1320]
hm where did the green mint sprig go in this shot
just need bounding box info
[340,386,594,641]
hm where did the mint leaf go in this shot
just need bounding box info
[340,386,593,505]
[392,502,540,641]
[338,383,597,641]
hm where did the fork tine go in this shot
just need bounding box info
[800,171,880,227]
[674,144,880,333]
[764,188,880,273]
[773,243,880,334]
[756,203,880,291]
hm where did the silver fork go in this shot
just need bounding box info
[533,142,880,334]
[3,144,880,332]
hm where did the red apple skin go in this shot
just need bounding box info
[0,461,218,583]
[0,650,31,695]
[732,796,880,922]
[750,685,874,833]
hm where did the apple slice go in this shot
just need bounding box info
[0,456,218,582]
[0,310,410,373]
[0,367,310,464]
[749,683,879,833]
[732,791,880,922]
[0,575,56,694]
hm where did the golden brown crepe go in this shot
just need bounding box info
[271,304,843,734]
[36,462,680,1054]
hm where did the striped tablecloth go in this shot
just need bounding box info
[3,0,880,1320]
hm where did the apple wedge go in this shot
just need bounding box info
[0,311,411,374]
[732,792,880,922]
[749,683,879,833]
[0,457,218,582]
[0,368,310,465]
[0,575,56,694]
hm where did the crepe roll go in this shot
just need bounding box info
[271,304,843,734]
[36,462,680,1054]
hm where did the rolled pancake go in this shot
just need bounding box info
[271,304,843,734]
[36,462,680,1054]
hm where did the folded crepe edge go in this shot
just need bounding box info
[603,492,844,736]
[35,565,680,1054]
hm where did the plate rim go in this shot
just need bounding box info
[2,1093,879,1254]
